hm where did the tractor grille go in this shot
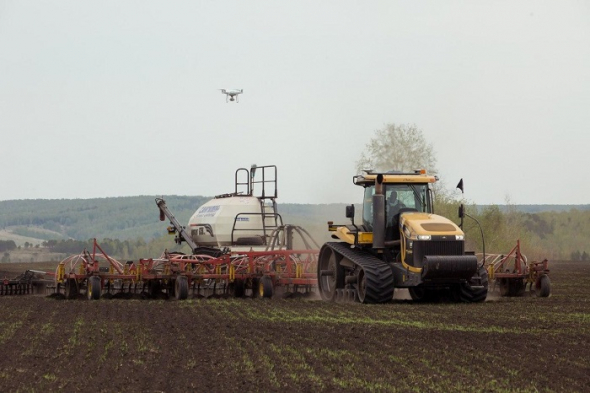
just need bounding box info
[413,240,464,267]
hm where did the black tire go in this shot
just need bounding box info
[317,245,344,301]
[65,278,78,299]
[456,265,488,303]
[535,274,551,297]
[175,276,188,300]
[87,276,101,300]
[259,275,273,298]
[233,279,245,298]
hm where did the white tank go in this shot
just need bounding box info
[188,196,268,247]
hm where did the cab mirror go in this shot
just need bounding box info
[345,204,355,219]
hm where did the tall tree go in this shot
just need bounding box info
[356,123,437,174]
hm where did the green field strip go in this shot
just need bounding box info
[230,309,552,335]
[176,299,587,336]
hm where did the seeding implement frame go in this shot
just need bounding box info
[53,239,318,300]
[0,270,53,296]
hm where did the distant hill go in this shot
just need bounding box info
[0,196,207,245]
[1,196,588,248]
[0,196,349,246]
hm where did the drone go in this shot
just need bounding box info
[220,89,243,103]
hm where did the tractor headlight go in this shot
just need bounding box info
[455,235,464,240]
[417,235,431,240]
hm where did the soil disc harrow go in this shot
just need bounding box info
[481,240,550,297]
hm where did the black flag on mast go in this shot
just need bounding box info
[456,178,464,193]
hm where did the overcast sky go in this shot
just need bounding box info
[1,1,589,205]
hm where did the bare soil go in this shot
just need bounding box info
[0,260,588,392]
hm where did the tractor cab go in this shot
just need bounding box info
[356,170,436,236]
[362,182,433,239]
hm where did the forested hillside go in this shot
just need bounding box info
[0,197,589,262]
[439,203,590,262]
[0,196,210,242]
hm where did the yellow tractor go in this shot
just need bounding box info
[317,170,488,303]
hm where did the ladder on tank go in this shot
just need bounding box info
[252,165,281,241]
[234,164,283,244]
[260,199,282,239]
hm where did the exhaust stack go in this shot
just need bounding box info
[372,174,385,250]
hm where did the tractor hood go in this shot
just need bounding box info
[399,212,464,241]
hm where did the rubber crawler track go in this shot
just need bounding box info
[325,242,394,304]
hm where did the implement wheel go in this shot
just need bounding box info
[259,276,273,298]
[535,274,551,297]
[87,276,101,300]
[175,276,188,300]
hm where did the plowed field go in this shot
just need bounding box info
[0,261,589,392]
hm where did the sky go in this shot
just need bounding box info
[1,1,589,205]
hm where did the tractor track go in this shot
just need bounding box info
[325,242,394,304]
